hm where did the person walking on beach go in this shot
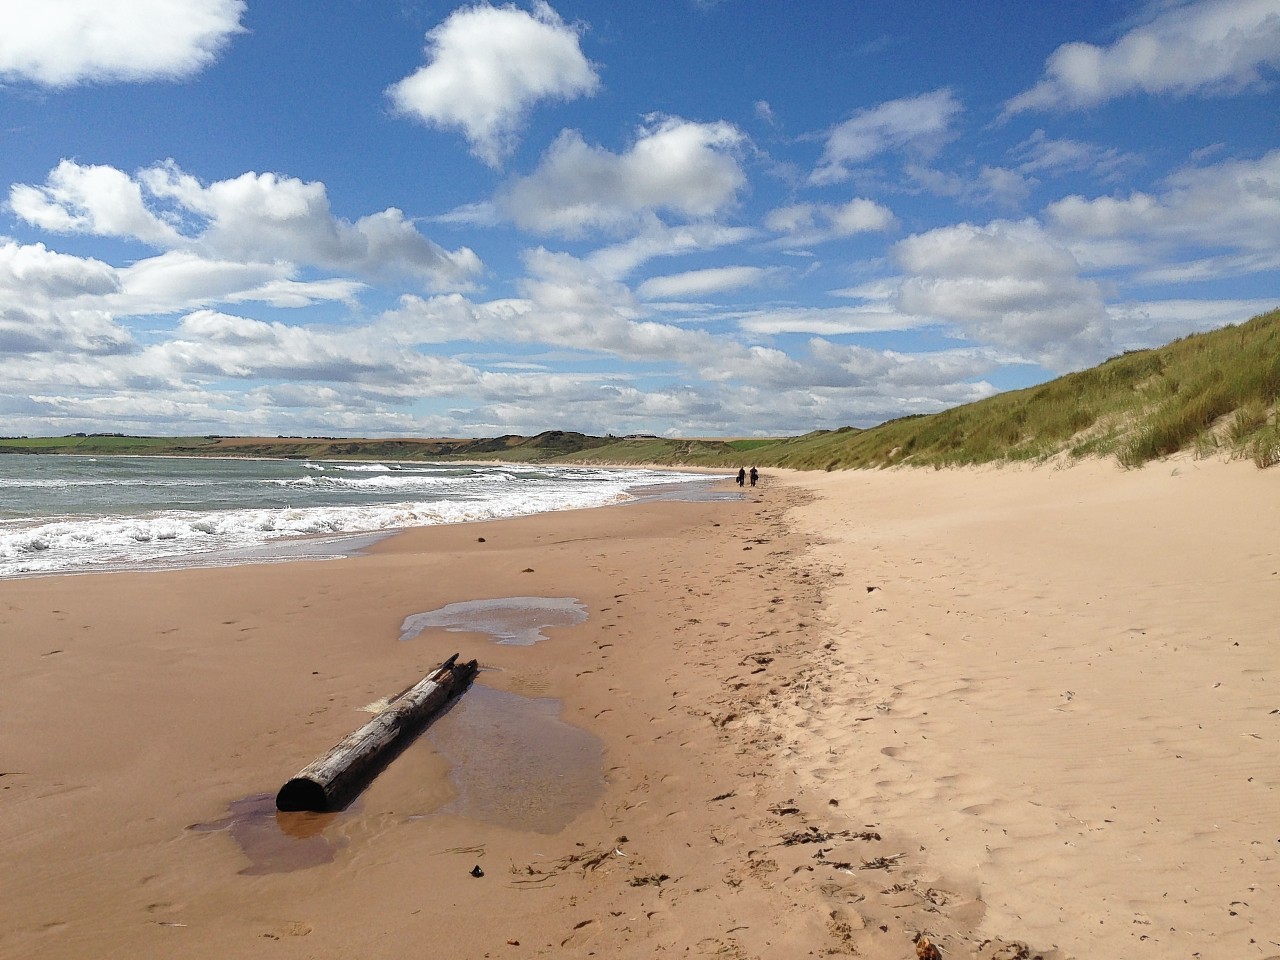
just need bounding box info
[749,466,758,487]
[736,466,746,486]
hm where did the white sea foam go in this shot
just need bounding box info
[0,461,723,577]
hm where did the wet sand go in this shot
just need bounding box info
[1,458,1276,959]
[1,487,844,959]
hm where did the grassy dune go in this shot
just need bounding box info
[4,307,1277,470]
[739,307,1280,471]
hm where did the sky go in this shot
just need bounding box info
[1,0,1278,439]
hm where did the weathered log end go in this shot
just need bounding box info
[276,776,329,813]
[274,655,479,813]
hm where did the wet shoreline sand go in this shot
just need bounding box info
[2,485,851,959]
[2,459,1276,959]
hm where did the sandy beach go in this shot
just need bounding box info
[2,458,1277,959]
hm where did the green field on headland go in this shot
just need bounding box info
[4,307,1278,470]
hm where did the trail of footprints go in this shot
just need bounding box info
[497,490,1055,959]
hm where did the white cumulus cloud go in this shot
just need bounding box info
[1046,149,1280,278]
[0,0,245,87]
[11,160,483,291]
[893,219,1113,369]
[501,117,747,235]
[1005,0,1280,114]
[9,160,184,246]
[0,240,131,355]
[0,239,119,300]
[388,1,600,167]
[147,309,484,393]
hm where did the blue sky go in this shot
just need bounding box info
[2,0,1277,438]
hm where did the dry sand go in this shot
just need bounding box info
[784,456,1280,960]
[0,457,1276,959]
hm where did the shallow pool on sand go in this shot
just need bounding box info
[419,683,604,834]
[194,595,604,871]
[398,597,587,645]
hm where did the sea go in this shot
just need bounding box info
[0,455,730,579]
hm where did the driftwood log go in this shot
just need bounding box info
[276,653,478,812]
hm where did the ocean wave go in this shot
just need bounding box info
[264,473,461,491]
[331,462,396,472]
[0,460,725,577]
[0,485,630,576]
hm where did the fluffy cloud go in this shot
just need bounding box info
[10,160,183,246]
[138,309,485,396]
[11,160,482,291]
[500,117,747,235]
[388,1,599,167]
[0,239,119,300]
[145,163,484,287]
[1046,149,1280,278]
[894,219,1112,369]
[1005,0,1280,113]
[0,0,245,87]
[111,252,365,315]
[0,241,131,355]
[765,198,896,247]
[812,89,962,185]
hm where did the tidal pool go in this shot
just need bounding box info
[419,683,604,834]
[398,596,587,645]
[188,794,342,875]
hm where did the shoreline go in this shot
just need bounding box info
[0,460,731,581]
[4,483,866,959]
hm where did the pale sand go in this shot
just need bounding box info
[785,456,1279,959]
[0,460,1275,959]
